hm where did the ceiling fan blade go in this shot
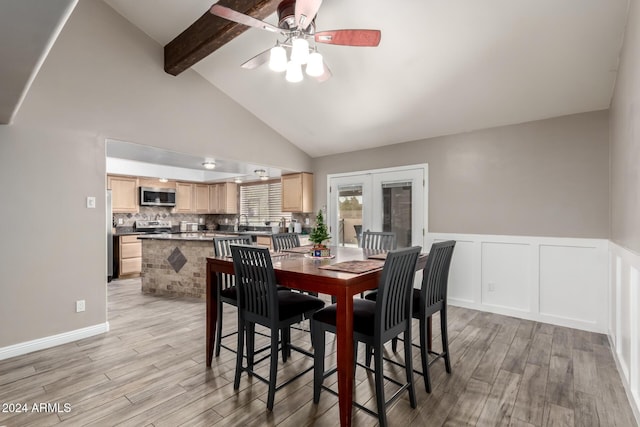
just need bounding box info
[314,62,332,83]
[210,4,281,33]
[240,48,272,69]
[315,30,381,47]
[295,0,322,30]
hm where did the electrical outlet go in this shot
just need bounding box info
[488,282,496,292]
[86,196,96,209]
[76,300,85,312]
[118,218,124,225]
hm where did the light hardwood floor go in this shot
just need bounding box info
[0,278,636,427]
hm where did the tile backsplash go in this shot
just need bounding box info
[113,207,314,231]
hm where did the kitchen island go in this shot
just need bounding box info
[138,232,234,298]
[138,231,310,298]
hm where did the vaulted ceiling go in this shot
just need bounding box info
[106,0,629,157]
[1,1,630,160]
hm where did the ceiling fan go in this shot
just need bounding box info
[210,0,381,82]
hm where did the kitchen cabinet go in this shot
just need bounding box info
[116,235,141,277]
[194,184,210,213]
[256,235,272,249]
[281,172,313,212]
[107,175,138,213]
[209,182,238,214]
[175,182,194,213]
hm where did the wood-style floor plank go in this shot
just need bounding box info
[0,278,636,427]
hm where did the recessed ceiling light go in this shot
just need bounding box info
[202,161,216,170]
[234,177,243,184]
[260,176,269,181]
[158,178,168,183]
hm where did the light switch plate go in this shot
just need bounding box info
[86,196,96,208]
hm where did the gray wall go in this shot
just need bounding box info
[610,0,640,253]
[0,0,311,348]
[313,110,610,238]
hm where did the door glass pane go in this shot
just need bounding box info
[382,181,412,248]
[337,184,362,247]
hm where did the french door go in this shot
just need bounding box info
[327,165,427,249]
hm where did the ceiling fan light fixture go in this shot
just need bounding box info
[306,51,324,77]
[269,45,287,72]
[285,61,303,83]
[290,37,309,64]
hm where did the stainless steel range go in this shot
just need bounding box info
[135,220,173,234]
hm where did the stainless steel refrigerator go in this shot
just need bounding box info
[107,189,113,281]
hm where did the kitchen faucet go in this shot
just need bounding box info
[239,214,249,227]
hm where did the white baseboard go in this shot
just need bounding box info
[0,322,109,361]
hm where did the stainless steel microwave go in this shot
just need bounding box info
[140,187,176,207]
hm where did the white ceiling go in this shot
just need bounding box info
[105,0,629,157]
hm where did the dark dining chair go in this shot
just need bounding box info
[360,230,397,251]
[271,232,300,251]
[271,232,318,298]
[311,246,421,427]
[212,235,252,357]
[230,245,325,411]
[365,240,456,392]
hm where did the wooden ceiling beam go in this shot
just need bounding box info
[164,0,280,76]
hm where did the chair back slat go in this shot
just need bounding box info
[375,246,421,339]
[361,231,397,251]
[271,233,301,252]
[214,236,252,291]
[230,245,279,323]
[421,240,456,316]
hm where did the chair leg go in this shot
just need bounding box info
[374,343,388,427]
[312,322,325,404]
[247,322,255,372]
[441,309,452,374]
[419,315,432,393]
[234,319,245,390]
[391,337,398,353]
[365,344,373,367]
[266,330,279,411]
[281,327,290,363]
[404,329,416,408]
[215,300,224,357]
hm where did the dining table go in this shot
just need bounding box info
[205,245,428,427]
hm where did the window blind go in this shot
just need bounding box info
[240,181,291,224]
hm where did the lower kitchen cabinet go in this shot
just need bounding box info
[256,235,272,249]
[115,235,142,277]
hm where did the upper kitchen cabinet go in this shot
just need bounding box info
[175,182,194,213]
[209,182,238,214]
[194,184,210,213]
[107,175,138,213]
[281,173,313,212]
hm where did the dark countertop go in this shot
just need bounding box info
[136,231,310,242]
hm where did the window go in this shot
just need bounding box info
[240,181,291,225]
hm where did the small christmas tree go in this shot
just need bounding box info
[309,209,331,248]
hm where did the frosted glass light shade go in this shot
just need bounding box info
[285,61,303,82]
[290,37,309,64]
[306,51,324,77]
[269,45,287,72]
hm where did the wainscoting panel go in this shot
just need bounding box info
[609,241,640,423]
[539,244,607,327]
[428,233,608,333]
[481,242,530,311]
[441,238,475,303]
